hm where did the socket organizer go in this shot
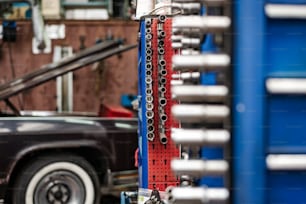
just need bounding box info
[167,0,232,203]
[138,15,180,198]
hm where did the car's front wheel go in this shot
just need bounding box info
[12,154,100,204]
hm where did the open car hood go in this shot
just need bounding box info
[0,40,136,101]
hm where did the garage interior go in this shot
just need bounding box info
[0,0,305,204]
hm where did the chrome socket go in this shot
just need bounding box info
[146,63,152,70]
[146,55,152,62]
[159,86,166,93]
[172,54,230,71]
[159,69,167,76]
[146,27,152,34]
[145,18,152,27]
[172,85,228,102]
[147,132,155,141]
[158,47,165,55]
[167,187,229,204]
[146,95,153,103]
[160,113,168,122]
[172,104,229,123]
[146,41,152,49]
[146,33,153,40]
[158,40,165,47]
[159,59,166,67]
[146,48,153,56]
[147,118,154,125]
[171,159,229,176]
[146,88,153,95]
[159,98,167,106]
[159,77,167,85]
[145,76,153,84]
[146,110,154,119]
[158,15,166,23]
[147,125,155,132]
[171,128,230,146]
[159,132,168,144]
[172,16,231,32]
[158,30,166,38]
[146,69,152,76]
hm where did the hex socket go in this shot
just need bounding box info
[159,77,167,84]
[158,47,165,55]
[158,40,165,47]
[159,69,167,76]
[146,55,152,62]
[145,76,153,84]
[159,98,167,106]
[159,133,168,144]
[146,63,152,69]
[147,118,154,125]
[146,28,152,33]
[159,15,166,23]
[158,30,166,38]
[159,86,166,93]
[147,125,155,132]
[159,59,166,66]
[146,69,152,76]
[146,110,154,118]
[146,33,152,40]
[146,48,152,56]
[160,113,168,122]
[145,19,152,27]
[147,132,155,141]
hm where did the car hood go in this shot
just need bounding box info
[0,40,136,101]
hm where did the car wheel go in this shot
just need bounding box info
[12,154,100,204]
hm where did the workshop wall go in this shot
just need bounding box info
[0,20,138,113]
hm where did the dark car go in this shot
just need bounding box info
[0,41,138,204]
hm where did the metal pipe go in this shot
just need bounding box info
[172,85,228,102]
[265,4,306,19]
[172,54,230,71]
[266,78,306,94]
[172,0,229,6]
[171,128,230,146]
[172,104,229,123]
[171,159,228,176]
[266,154,306,170]
[172,16,231,32]
[167,187,229,204]
[172,2,201,13]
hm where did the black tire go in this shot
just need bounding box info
[12,154,100,204]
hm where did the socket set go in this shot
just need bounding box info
[138,16,180,192]
[168,0,232,203]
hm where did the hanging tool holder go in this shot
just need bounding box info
[166,0,232,204]
[138,15,180,202]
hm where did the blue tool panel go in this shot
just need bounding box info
[267,171,306,204]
